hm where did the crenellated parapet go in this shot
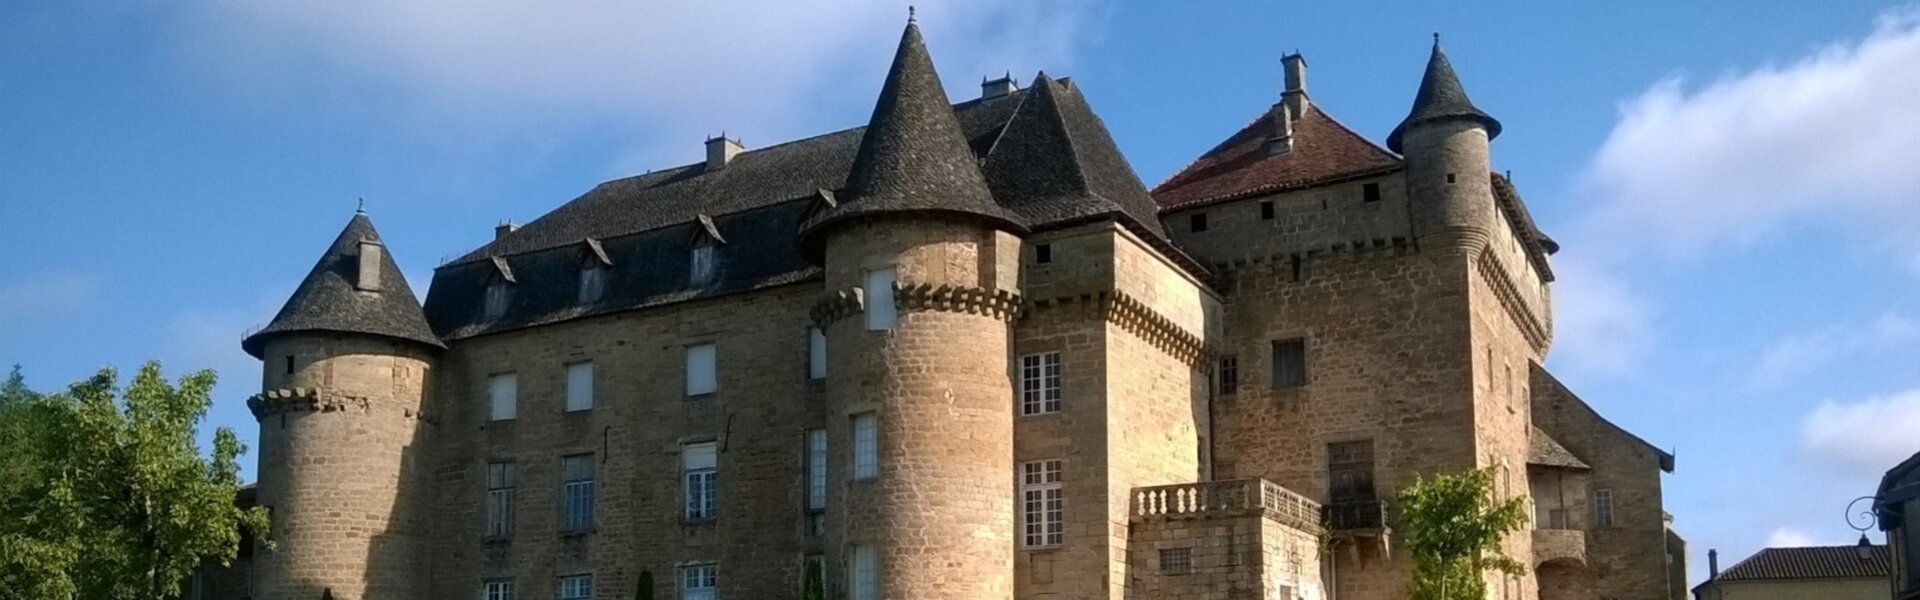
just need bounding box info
[809,287,866,327]
[1026,289,1210,368]
[247,387,433,423]
[1475,248,1552,352]
[811,283,1022,328]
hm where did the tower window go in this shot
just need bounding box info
[1271,338,1307,388]
[864,268,897,330]
[806,428,827,533]
[564,361,593,412]
[560,454,595,533]
[681,564,718,600]
[1035,243,1053,264]
[1189,213,1209,232]
[851,412,878,480]
[558,574,592,600]
[1218,355,1239,395]
[683,442,718,522]
[1260,201,1275,220]
[807,327,827,380]
[283,355,295,376]
[686,343,717,396]
[1021,459,1065,548]
[1019,352,1063,416]
[1363,182,1382,202]
[1328,440,1377,502]
[1446,173,1457,184]
[849,544,877,600]
[488,372,518,421]
[486,461,516,538]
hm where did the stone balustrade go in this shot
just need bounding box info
[1131,478,1322,533]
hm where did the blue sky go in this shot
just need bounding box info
[3,0,1917,584]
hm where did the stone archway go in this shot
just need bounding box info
[1536,557,1593,600]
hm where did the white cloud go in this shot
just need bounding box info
[0,273,99,332]
[1749,312,1920,390]
[1569,8,1920,263]
[1547,256,1656,377]
[166,1,1098,166]
[1801,388,1920,475]
[1764,527,1821,548]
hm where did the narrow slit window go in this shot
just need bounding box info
[806,429,827,531]
[807,328,827,380]
[1593,489,1614,528]
[865,268,897,330]
[1218,355,1239,395]
[852,412,878,480]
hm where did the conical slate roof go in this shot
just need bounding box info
[981,73,1166,236]
[799,19,1025,256]
[1386,39,1502,153]
[243,211,444,358]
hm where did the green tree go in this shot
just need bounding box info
[635,568,654,600]
[1396,466,1529,600]
[800,561,825,600]
[0,362,269,599]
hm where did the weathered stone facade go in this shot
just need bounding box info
[213,23,1679,600]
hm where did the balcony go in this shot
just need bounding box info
[1324,499,1387,532]
[1531,527,1587,567]
[1130,478,1322,533]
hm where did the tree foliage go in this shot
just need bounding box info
[1396,466,1529,600]
[0,362,269,600]
[636,568,654,600]
[800,560,825,600]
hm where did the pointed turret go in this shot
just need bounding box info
[1386,37,1502,153]
[798,18,1024,257]
[242,210,444,358]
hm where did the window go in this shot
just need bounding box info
[807,328,827,380]
[578,263,605,303]
[1260,201,1275,220]
[561,454,595,532]
[1159,547,1192,573]
[1271,338,1306,388]
[690,243,717,285]
[283,355,294,376]
[686,343,717,396]
[684,442,718,521]
[1189,213,1208,232]
[484,579,516,600]
[486,461,516,538]
[488,373,518,421]
[565,361,594,412]
[865,268,897,330]
[1019,352,1063,416]
[1217,355,1239,396]
[485,281,511,318]
[851,412,878,481]
[849,544,877,600]
[806,429,827,529]
[1593,489,1614,528]
[1362,182,1382,202]
[558,574,592,600]
[1446,173,1457,184]
[1021,460,1065,548]
[1035,243,1052,264]
[681,564,717,600]
[1328,440,1376,502]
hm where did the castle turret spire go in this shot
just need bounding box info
[798,16,1024,257]
[242,210,444,358]
[1386,37,1502,153]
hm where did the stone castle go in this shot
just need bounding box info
[210,18,1686,600]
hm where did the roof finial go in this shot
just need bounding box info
[908,5,916,24]
[1433,32,1441,47]
[356,197,367,215]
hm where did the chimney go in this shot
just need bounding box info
[981,74,1017,99]
[495,220,517,240]
[1708,549,1719,580]
[355,240,383,292]
[1282,52,1309,119]
[706,135,744,169]
[1264,108,1294,157]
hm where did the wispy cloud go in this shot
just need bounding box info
[167,1,1099,168]
[1748,312,1920,390]
[1547,256,1656,378]
[0,273,99,333]
[1567,8,1920,265]
[1800,388,1920,475]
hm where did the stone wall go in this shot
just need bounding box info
[1532,366,1677,600]
[1124,480,1325,600]
[1701,577,1892,600]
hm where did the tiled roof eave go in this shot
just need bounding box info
[1157,164,1404,213]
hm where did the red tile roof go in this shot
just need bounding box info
[1151,103,1401,210]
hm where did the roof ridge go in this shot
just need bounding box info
[1150,102,1282,192]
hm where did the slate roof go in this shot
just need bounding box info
[1527,426,1590,470]
[1878,450,1920,531]
[244,212,444,358]
[1151,103,1402,210]
[799,20,1024,254]
[1712,546,1891,582]
[1387,40,1502,153]
[425,22,1178,341]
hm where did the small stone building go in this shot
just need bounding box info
[208,16,1681,600]
[1692,546,1892,600]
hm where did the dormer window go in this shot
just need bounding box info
[688,215,726,286]
[578,263,605,303]
[484,281,511,318]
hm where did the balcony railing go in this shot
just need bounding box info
[1131,479,1321,532]
[1323,499,1387,531]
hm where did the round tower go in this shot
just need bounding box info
[800,18,1025,600]
[1388,37,1504,259]
[242,210,444,600]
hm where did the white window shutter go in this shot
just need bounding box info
[488,373,517,421]
[683,442,718,471]
[686,343,717,395]
[565,362,593,412]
